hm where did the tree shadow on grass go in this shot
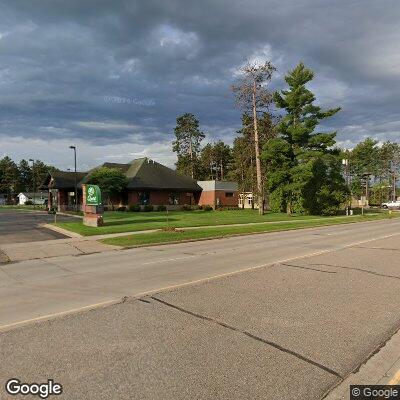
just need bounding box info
[105,218,178,227]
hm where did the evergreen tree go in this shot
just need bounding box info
[199,141,232,180]
[18,159,32,192]
[172,113,205,179]
[0,156,19,200]
[262,63,348,215]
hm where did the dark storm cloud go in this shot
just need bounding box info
[0,0,399,167]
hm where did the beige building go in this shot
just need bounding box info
[238,192,259,209]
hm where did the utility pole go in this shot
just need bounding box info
[69,146,78,212]
[29,159,35,208]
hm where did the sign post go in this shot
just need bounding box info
[82,184,104,227]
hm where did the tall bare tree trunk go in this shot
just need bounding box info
[252,81,264,215]
[393,163,397,201]
[189,135,194,179]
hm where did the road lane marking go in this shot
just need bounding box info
[1,230,400,332]
[389,370,400,385]
[0,299,118,332]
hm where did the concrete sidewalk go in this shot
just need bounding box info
[0,236,121,262]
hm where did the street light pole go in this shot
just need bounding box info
[29,159,35,208]
[69,146,78,212]
[342,158,350,215]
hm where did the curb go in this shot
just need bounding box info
[41,223,83,238]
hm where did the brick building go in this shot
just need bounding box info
[46,158,202,211]
[197,181,238,208]
[46,158,240,211]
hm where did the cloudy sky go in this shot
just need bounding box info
[0,0,399,171]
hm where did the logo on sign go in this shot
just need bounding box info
[86,185,101,205]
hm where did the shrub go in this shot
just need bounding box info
[143,204,154,212]
[157,205,167,211]
[216,205,240,211]
[24,200,34,205]
[203,205,213,211]
[117,206,127,211]
[181,204,193,211]
[129,204,141,212]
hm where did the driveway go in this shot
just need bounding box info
[0,210,77,245]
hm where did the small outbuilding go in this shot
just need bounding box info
[17,192,48,205]
[197,181,238,208]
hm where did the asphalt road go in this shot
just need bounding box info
[0,210,74,244]
[1,219,400,399]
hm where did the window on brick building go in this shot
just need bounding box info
[225,192,234,197]
[138,191,150,205]
[169,192,180,205]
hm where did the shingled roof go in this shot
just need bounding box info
[125,158,201,191]
[48,158,202,192]
[46,171,87,189]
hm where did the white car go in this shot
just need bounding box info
[381,200,400,209]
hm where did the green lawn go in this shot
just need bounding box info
[101,212,399,247]
[54,208,391,236]
[55,209,325,236]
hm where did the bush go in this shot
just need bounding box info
[143,204,154,212]
[129,204,141,212]
[117,206,127,211]
[157,205,167,211]
[24,200,34,205]
[181,204,194,211]
[203,205,213,211]
[216,205,239,211]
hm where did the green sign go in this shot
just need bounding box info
[86,184,102,205]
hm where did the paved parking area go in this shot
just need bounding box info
[0,210,76,244]
[1,228,399,399]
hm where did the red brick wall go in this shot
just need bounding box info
[198,190,238,207]
[57,190,68,211]
[215,190,238,206]
[128,191,139,204]
[127,190,197,206]
[198,191,216,206]
[149,191,170,204]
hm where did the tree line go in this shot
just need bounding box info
[172,62,400,215]
[0,157,57,199]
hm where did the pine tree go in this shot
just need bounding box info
[262,63,348,215]
[232,61,276,214]
[18,159,32,192]
[0,156,19,200]
[172,113,205,179]
[229,112,275,204]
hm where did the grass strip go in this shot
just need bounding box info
[101,213,399,247]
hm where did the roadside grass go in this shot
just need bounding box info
[55,209,326,236]
[101,212,399,247]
